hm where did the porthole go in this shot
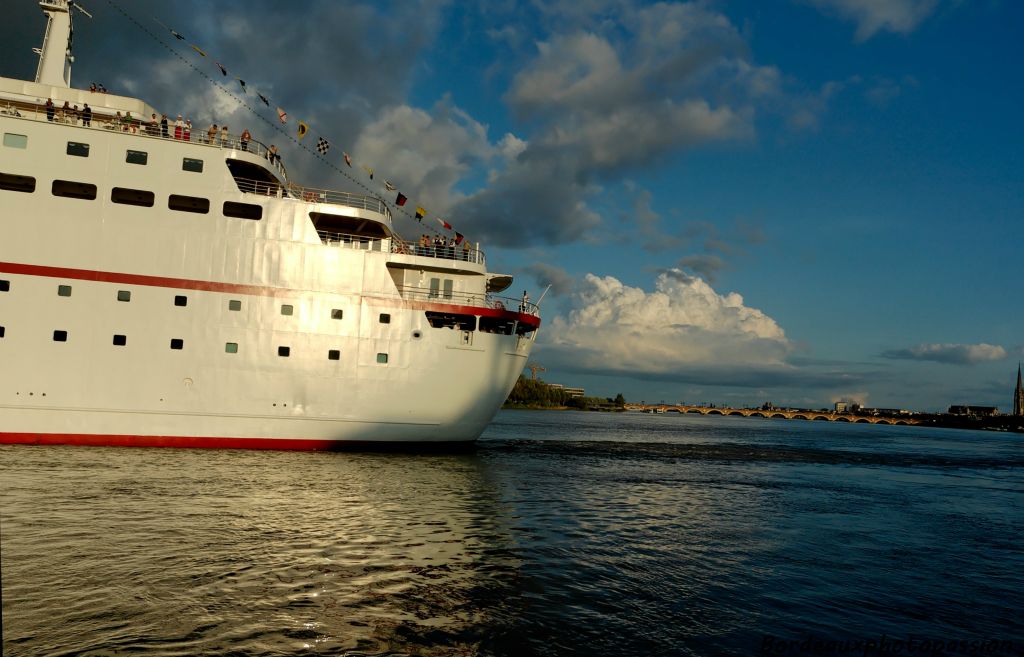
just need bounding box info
[1,279,10,292]
[174,295,187,307]
[278,346,290,357]
[170,338,183,350]
[126,150,148,165]
[331,309,343,320]
[2,133,28,149]
[225,342,238,354]
[328,349,340,360]
[228,299,242,311]
[112,334,127,346]
[379,313,391,324]
[57,284,72,297]
[412,330,422,339]
[376,353,388,364]
[281,304,293,316]
[53,330,68,342]
[117,290,131,302]
[182,158,204,173]
[66,141,90,157]
[0,325,5,338]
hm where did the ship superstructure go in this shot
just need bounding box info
[0,1,539,448]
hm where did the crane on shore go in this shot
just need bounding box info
[527,363,546,380]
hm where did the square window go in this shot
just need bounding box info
[170,338,183,350]
[117,290,131,302]
[66,141,90,157]
[278,346,290,357]
[0,279,9,292]
[126,150,148,165]
[57,284,72,297]
[379,313,391,324]
[281,304,293,316]
[328,349,340,360]
[376,352,388,364]
[53,330,68,342]
[112,334,127,346]
[0,325,5,338]
[3,133,28,149]
[174,295,187,307]
[331,309,343,320]
[228,299,242,311]
[225,342,238,354]
[182,158,204,173]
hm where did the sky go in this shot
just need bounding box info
[2,0,1021,411]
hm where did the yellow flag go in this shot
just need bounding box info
[297,121,308,139]
[190,44,206,57]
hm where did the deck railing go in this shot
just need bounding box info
[395,283,540,317]
[315,230,487,268]
[0,99,287,178]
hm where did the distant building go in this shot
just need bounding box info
[548,383,585,398]
[948,405,1000,417]
[834,401,848,413]
[1014,364,1023,416]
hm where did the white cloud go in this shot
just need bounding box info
[882,343,1008,365]
[804,0,941,40]
[543,270,791,378]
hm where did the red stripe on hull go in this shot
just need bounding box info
[0,433,475,452]
[0,260,540,329]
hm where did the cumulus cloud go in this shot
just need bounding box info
[541,270,792,384]
[677,255,727,282]
[881,343,1008,365]
[803,0,941,41]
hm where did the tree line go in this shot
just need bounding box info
[503,375,626,410]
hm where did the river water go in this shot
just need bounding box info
[1,411,1022,656]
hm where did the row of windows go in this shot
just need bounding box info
[2,328,384,362]
[0,279,389,322]
[1,133,204,173]
[0,173,262,219]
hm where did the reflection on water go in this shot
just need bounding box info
[1,411,1022,656]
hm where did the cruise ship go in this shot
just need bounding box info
[0,0,539,449]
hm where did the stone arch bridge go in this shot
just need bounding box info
[624,404,920,425]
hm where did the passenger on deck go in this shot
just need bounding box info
[207,124,217,144]
[82,104,92,127]
[462,239,471,261]
[160,114,169,138]
[220,125,229,147]
[184,119,192,141]
[45,98,54,121]
[267,145,280,166]
[60,100,70,122]
[174,115,184,140]
[240,128,251,152]
[519,290,529,313]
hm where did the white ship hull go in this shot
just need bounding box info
[0,52,538,449]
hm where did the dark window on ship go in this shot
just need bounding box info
[278,346,290,357]
[52,179,97,200]
[66,142,90,157]
[429,278,440,298]
[112,334,127,346]
[516,322,536,336]
[425,312,476,331]
[53,330,68,342]
[281,304,293,316]
[0,279,9,292]
[379,313,391,324]
[57,284,72,297]
[478,316,515,335]
[168,194,210,214]
[117,290,131,302]
[228,299,241,311]
[443,279,453,300]
[376,353,388,364]
[182,158,204,173]
[174,295,187,307]
[3,133,28,149]
[328,349,340,360]
[111,187,155,207]
[225,342,238,354]
[223,201,263,221]
[331,309,343,320]
[170,338,184,350]
[0,326,5,338]
[126,150,148,165]
[0,172,35,193]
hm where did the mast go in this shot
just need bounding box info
[34,0,88,88]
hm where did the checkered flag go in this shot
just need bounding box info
[316,137,330,155]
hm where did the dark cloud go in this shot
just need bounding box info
[522,262,576,297]
[677,254,726,282]
[881,343,1008,365]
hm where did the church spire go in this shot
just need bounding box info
[1014,363,1024,416]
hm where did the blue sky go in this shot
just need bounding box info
[3,0,1021,411]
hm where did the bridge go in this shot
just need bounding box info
[623,404,920,425]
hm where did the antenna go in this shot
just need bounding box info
[71,1,93,18]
